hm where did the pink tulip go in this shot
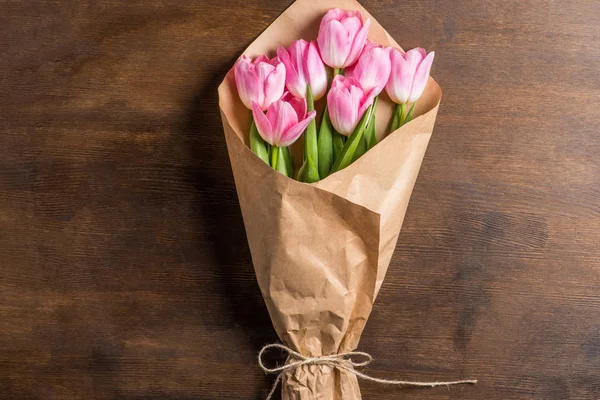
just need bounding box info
[277,40,328,100]
[317,8,371,69]
[327,75,373,136]
[234,54,286,111]
[345,41,391,97]
[385,48,435,104]
[251,92,316,147]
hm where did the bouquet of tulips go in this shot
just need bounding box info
[218,0,475,399]
[234,10,433,182]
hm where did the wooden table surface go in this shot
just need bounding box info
[2,1,600,399]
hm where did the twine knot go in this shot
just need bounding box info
[258,343,477,400]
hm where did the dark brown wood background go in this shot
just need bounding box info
[1,0,599,399]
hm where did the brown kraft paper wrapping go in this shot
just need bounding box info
[217,0,442,398]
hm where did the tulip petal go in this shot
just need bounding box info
[278,111,316,147]
[405,48,425,71]
[253,62,274,110]
[319,8,346,31]
[340,15,362,37]
[278,45,304,98]
[343,9,363,20]
[385,48,411,104]
[346,44,390,96]
[269,101,298,146]
[255,60,275,86]
[370,47,392,92]
[252,101,274,145]
[402,48,425,99]
[305,41,328,100]
[349,83,363,124]
[328,88,354,136]
[289,41,309,97]
[345,18,370,67]
[234,56,260,110]
[276,45,291,65]
[318,19,350,68]
[330,74,345,90]
[290,40,309,79]
[327,76,368,136]
[263,61,286,110]
[255,54,270,64]
[414,47,427,59]
[279,39,327,100]
[284,93,307,119]
[408,51,434,103]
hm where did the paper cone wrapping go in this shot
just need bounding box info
[217,0,442,398]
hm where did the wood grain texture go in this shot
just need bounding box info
[1,0,599,399]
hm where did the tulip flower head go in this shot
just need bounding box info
[317,8,371,69]
[345,41,391,98]
[251,92,316,148]
[234,54,286,111]
[385,48,435,105]
[277,40,328,100]
[327,75,374,136]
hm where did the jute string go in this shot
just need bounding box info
[258,343,477,400]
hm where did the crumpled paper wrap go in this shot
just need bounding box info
[217,0,442,398]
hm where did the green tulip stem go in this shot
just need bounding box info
[400,103,407,127]
[271,146,279,170]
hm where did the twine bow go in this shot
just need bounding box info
[258,343,477,400]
